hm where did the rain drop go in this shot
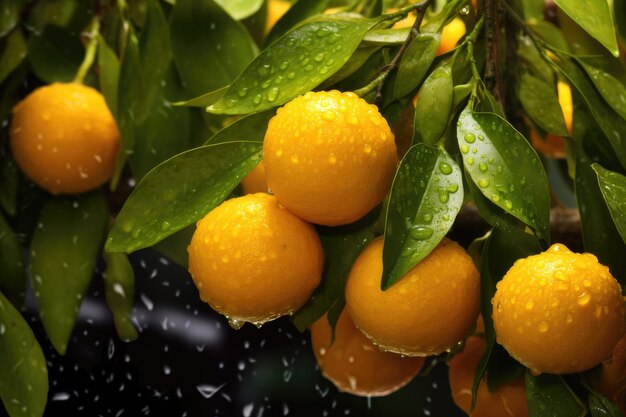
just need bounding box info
[410,226,434,240]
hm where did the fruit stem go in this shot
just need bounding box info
[73,17,101,85]
[462,16,485,104]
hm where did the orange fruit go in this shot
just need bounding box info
[265,0,290,34]
[241,161,268,194]
[449,334,528,417]
[597,324,626,414]
[310,310,425,396]
[528,81,573,158]
[493,243,624,374]
[187,193,323,328]
[263,90,398,226]
[345,237,480,356]
[437,18,466,55]
[10,83,120,194]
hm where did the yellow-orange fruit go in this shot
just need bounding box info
[437,18,466,56]
[241,162,268,194]
[345,238,481,356]
[311,310,425,396]
[10,83,120,194]
[493,243,624,374]
[263,90,398,226]
[187,193,323,328]
[265,0,290,34]
[597,329,626,414]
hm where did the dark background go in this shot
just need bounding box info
[6,249,466,417]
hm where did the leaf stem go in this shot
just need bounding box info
[462,16,485,103]
[354,0,434,102]
[73,17,101,84]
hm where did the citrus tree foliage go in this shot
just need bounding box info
[0,0,625,415]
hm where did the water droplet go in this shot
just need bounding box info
[439,163,452,175]
[538,322,549,333]
[525,300,534,310]
[290,155,299,164]
[322,111,336,121]
[447,184,459,193]
[478,178,490,188]
[410,226,434,240]
[267,87,279,102]
[504,200,513,209]
[438,188,450,203]
[423,213,433,223]
[314,53,325,62]
[464,133,476,143]
[237,87,248,97]
[257,64,271,77]
[161,221,170,231]
[364,144,372,154]
[478,135,484,141]
[228,318,244,329]
[279,61,289,70]
[287,72,296,79]
[577,292,591,306]
[461,144,469,154]
[252,94,262,104]
[478,163,488,172]
[328,154,337,164]
[467,157,474,165]
[197,383,226,399]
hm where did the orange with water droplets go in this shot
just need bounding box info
[345,237,480,356]
[10,83,120,194]
[263,91,398,226]
[187,193,323,328]
[241,161,268,194]
[449,332,528,417]
[493,243,624,374]
[437,18,467,55]
[310,310,424,397]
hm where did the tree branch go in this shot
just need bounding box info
[484,0,503,105]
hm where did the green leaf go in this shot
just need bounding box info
[320,45,381,88]
[466,174,523,233]
[103,252,138,342]
[525,372,586,417]
[518,72,568,136]
[592,164,626,245]
[206,109,275,144]
[27,24,83,83]
[30,191,108,355]
[0,156,18,217]
[553,0,618,56]
[518,35,554,84]
[174,86,228,108]
[97,35,120,117]
[106,141,262,253]
[382,144,463,289]
[588,389,624,417]
[170,0,258,97]
[0,0,25,37]
[266,0,331,46]
[363,27,409,45]
[152,225,195,268]
[578,60,626,121]
[412,65,453,145]
[457,107,551,241]
[558,59,626,170]
[207,16,378,115]
[575,158,626,287]
[394,32,441,99]
[0,213,25,307]
[529,20,570,52]
[0,29,27,85]
[214,0,264,20]
[293,209,378,332]
[0,291,48,417]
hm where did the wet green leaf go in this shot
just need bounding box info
[518,72,568,136]
[578,60,626,121]
[0,157,18,217]
[382,144,463,289]
[558,59,626,170]
[363,27,408,45]
[466,174,523,233]
[27,24,83,83]
[30,191,108,354]
[207,16,378,115]
[103,252,138,342]
[174,86,228,108]
[576,158,626,287]
[106,141,263,253]
[293,209,378,331]
[214,0,264,20]
[452,83,472,108]
[0,29,27,85]
[266,0,331,46]
[592,164,626,245]
[413,65,453,146]
[97,35,120,117]
[395,32,441,99]
[518,35,554,84]
[553,0,618,56]
[457,107,551,241]
[206,109,275,144]
[320,45,381,88]
[0,213,25,307]
[529,20,570,52]
[525,372,586,417]
[0,0,25,37]
[588,389,623,417]
[0,291,48,417]
[170,0,257,97]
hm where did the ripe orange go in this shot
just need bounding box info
[241,161,268,194]
[437,18,466,55]
[529,81,573,158]
[265,0,290,34]
[10,83,120,194]
[310,310,425,397]
[263,90,398,226]
[345,237,480,356]
[597,327,626,414]
[187,193,324,328]
[449,333,528,417]
[493,243,624,374]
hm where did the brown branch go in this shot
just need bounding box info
[484,0,503,106]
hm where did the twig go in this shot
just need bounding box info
[484,0,503,105]
[73,17,101,84]
[354,0,433,101]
